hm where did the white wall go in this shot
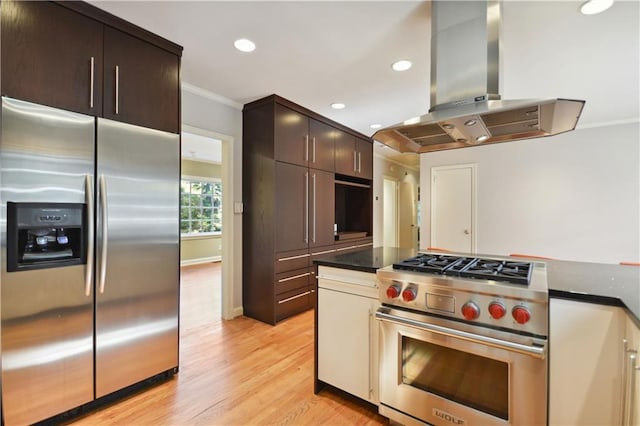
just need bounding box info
[181,87,244,315]
[420,123,639,264]
[373,155,420,248]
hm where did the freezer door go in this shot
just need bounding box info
[95,118,179,397]
[0,97,95,425]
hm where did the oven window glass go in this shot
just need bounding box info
[402,336,509,420]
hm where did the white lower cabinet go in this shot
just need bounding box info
[317,266,379,405]
[549,298,625,425]
[623,313,640,425]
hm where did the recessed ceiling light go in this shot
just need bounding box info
[392,60,412,72]
[370,124,382,129]
[476,135,489,143]
[580,0,614,15]
[234,38,256,52]
[464,119,478,127]
[403,116,420,125]
[331,103,345,110]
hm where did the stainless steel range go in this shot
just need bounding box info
[375,253,549,426]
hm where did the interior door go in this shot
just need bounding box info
[95,118,179,398]
[431,164,476,253]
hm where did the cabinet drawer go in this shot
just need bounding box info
[275,249,310,273]
[275,267,310,295]
[276,287,311,321]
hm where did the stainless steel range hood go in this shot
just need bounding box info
[373,1,585,154]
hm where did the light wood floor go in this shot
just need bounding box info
[67,262,388,425]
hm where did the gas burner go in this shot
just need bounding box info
[393,254,468,274]
[459,259,532,286]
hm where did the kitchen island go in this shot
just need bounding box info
[314,247,640,322]
[314,246,640,425]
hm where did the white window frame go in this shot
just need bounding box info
[180,174,222,238]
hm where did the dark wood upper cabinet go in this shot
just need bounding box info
[274,104,308,167]
[309,119,335,172]
[335,130,373,179]
[356,138,373,180]
[103,27,180,133]
[334,130,357,176]
[274,104,335,172]
[1,0,103,116]
[1,1,181,133]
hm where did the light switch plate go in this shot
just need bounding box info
[234,202,243,214]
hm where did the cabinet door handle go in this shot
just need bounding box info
[114,65,120,114]
[312,137,316,163]
[353,151,357,172]
[304,172,309,244]
[358,152,362,173]
[278,272,310,283]
[312,173,316,243]
[278,291,311,304]
[278,253,310,262]
[305,135,309,162]
[89,57,95,109]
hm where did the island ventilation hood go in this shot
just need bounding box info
[373,1,585,154]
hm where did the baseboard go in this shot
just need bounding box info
[180,256,222,266]
[231,306,244,318]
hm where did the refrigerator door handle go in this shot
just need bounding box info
[85,175,94,296]
[99,174,108,293]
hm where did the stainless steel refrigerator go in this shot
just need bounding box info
[0,97,180,425]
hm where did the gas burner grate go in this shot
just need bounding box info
[392,254,468,274]
[459,259,532,286]
[393,254,533,286]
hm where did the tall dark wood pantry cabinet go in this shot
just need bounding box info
[243,95,373,325]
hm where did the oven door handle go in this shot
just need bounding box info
[375,309,546,359]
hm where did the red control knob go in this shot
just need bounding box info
[461,302,480,320]
[488,302,506,319]
[512,306,531,324]
[386,285,401,299]
[402,287,417,302]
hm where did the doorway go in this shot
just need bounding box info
[383,177,398,247]
[181,124,235,321]
[430,164,477,253]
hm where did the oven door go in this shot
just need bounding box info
[376,306,547,426]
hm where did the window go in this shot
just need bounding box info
[180,178,222,235]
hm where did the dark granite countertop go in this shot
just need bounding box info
[314,247,640,324]
[314,246,417,273]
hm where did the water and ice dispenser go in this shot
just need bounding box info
[7,202,87,271]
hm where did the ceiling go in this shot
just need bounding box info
[90,1,639,168]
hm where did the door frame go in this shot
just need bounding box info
[430,163,477,253]
[383,175,399,247]
[182,124,235,320]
